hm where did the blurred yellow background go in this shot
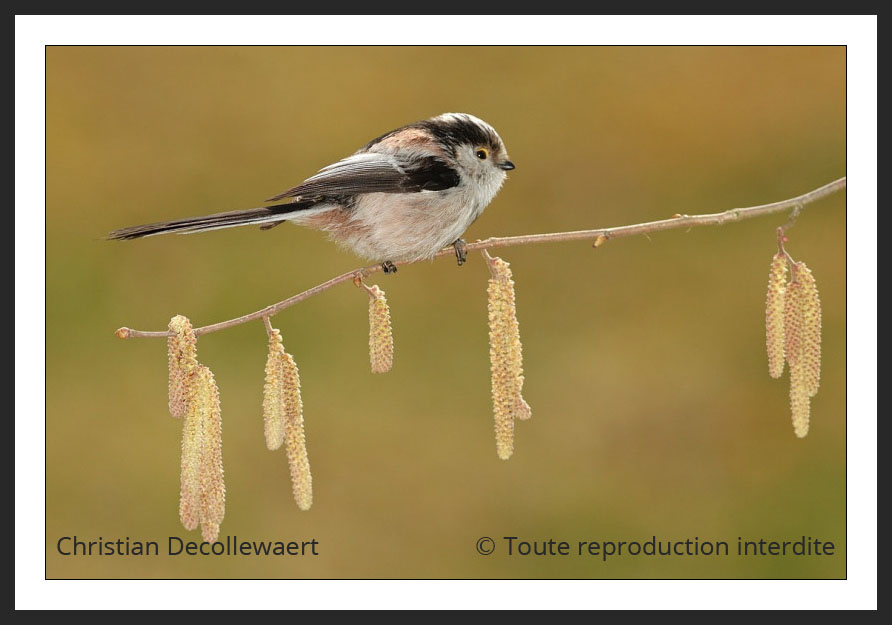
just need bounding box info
[46,46,845,579]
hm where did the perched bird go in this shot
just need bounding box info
[108,113,515,273]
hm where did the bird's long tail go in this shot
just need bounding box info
[107,202,306,240]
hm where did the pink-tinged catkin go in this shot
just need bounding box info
[196,365,225,542]
[281,352,312,511]
[765,253,788,379]
[367,285,394,374]
[263,329,287,450]
[168,315,198,418]
[487,256,530,460]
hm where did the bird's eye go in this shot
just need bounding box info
[475,148,489,160]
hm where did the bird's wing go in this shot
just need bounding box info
[265,152,460,202]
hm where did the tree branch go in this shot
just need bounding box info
[115,176,846,340]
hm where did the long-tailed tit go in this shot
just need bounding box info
[108,113,515,273]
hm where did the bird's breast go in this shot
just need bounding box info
[330,187,483,262]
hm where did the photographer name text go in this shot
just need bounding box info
[56,536,319,557]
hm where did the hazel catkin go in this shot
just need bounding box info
[783,262,822,437]
[196,365,225,542]
[793,263,822,397]
[765,253,788,379]
[168,315,198,418]
[263,329,287,450]
[281,352,312,511]
[487,256,530,459]
[367,285,394,374]
[178,366,202,531]
[179,364,226,540]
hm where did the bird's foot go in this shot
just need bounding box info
[453,238,468,266]
[381,260,398,274]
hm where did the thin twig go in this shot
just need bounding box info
[481,248,498,276]
[356,277,377,299]
[116,176,845,340]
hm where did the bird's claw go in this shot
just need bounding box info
[453,238,468,266]
[381,261,398,274]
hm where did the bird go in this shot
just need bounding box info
[108,113,515,273]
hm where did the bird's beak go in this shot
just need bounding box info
[498,160,515,171]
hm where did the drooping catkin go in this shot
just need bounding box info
[196,365,225,542]
[263,329,287,450]
[201,522,220,545]
[783,262,821,438]
[367,285,394,374]
[176,342,226,541]
[789,362,811,438]
[168,315,198,418]
[765,253,788,379]
[281,352,312,510]
[794,263,822,397]
[487,256,530,460]
[178,366,202,531]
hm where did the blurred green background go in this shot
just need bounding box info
[46,46,845,579]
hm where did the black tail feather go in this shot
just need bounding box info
[107,203,302,240]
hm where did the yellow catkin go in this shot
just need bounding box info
[784,263,821,437]
[487,256,530,459]
[765,253,788,379]
[488,268,514,459]
[281,352,312,511]
[179,363,225,540]
[263,329,286,450]
[795,263,822,397]
[196,365,225,542]
[784,279,803,368]
[368,285,394,374]
[789,362,811,438]
[168,315,198,418]
[178,368,203,531]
